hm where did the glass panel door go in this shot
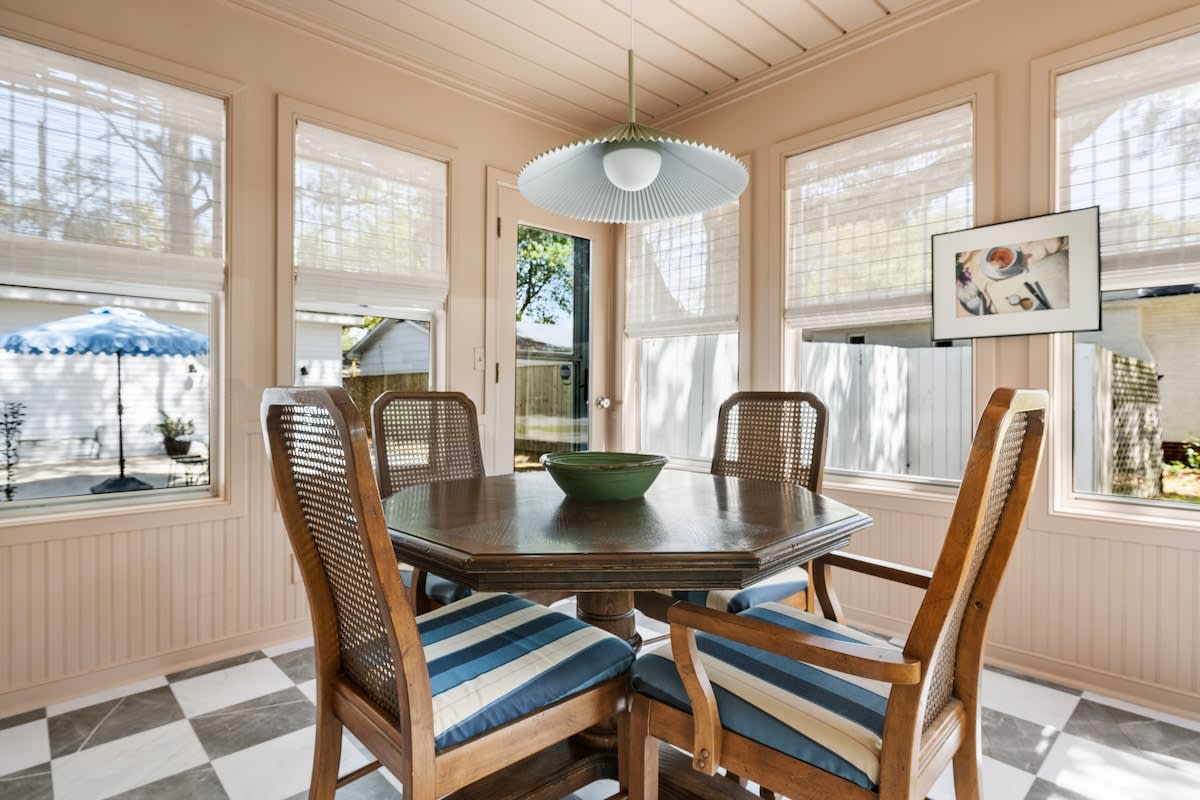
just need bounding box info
[513,224,590,470]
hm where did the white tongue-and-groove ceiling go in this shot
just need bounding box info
[233,0,967,133]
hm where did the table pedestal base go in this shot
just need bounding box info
[576,591,642,650]
[443,740,757,800]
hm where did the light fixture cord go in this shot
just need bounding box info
[627,0,636,124]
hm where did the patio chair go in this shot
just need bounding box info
[636,392,828,622]
[625,388,1048,800]
[262,386,634,800]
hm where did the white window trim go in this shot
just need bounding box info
[0,21,239,529]
[275,96,456,389]
[771,75,996,488]
[1030,5,1200,531]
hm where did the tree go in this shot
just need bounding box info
[515,226,573,323]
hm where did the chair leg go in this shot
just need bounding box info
[411,567,433,615]
[309,705,343,800]
[627,696,660,800]
[951,715,983,800]
[617,707,629,791]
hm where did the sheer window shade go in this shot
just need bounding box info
[784,104,973,324]
[294,122,448,312]
[0,37,226,294]
[1056,31,1200,276]
[625,200,738,337]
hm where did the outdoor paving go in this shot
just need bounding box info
[6,455,207,501]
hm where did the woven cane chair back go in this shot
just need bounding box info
[711,392,828,492]
[262,387,422,725]
[904,389,1046,732]
[371,391,484,498]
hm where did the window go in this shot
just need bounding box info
[626,201,739,462]
[0,36,225,507]
[784,104,974,481]
[1060,31,1200,507]
[292,121,447,398]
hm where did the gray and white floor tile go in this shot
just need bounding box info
[2,614,1199,799]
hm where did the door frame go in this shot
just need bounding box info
[483,167,616,475]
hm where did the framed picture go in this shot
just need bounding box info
[932,206,1100,340]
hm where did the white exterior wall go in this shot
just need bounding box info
[294,320,342,386]
[1139,295,1200,443]
[0,299,209,461]
[1076,304,1152,362]
[354,321,429,376]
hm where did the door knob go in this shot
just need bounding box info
[595,396,612,409]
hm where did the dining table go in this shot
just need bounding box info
[383,467,873,800]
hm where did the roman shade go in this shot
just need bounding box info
[1056,30,1200,275]
[784,104,973,326]
[294,121,448,312]
[625,200,738,337]
[0,37,226,295]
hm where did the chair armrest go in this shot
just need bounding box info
[818,550,932,590]
[667,602,921,685]
[665,602,921,776]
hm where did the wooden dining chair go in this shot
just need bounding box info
[370,391,482,613]
[263,386,634,800]
[625,388,1048,800]
[636,392,828,622]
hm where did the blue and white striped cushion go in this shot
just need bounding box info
[630,601,892,790]
[417,592,635,751]
[669,566,810,613]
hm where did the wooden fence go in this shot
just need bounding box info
[515,360,585,455]
[342,373,430,418]
[803,342,971,480]
[638,334,739,460]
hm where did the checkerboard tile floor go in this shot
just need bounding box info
[3,618,1199,799]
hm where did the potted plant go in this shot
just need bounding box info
[157,410,195,456]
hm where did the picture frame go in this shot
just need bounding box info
[931,206,1100,340]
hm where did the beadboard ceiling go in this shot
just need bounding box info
[233,0,969,133]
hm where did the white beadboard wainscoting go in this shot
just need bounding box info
[0,430,309,716]
[826,483,1200,720]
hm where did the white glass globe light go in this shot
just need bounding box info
[602,141,662,192]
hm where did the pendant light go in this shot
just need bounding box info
[518,0,748,223]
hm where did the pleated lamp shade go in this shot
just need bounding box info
[518,120,748,224]
[518,22,747,226]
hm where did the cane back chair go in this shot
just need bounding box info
[637,392,829,622]
[626,388,1048,800]
[370,391,482,613]
[263,387,633,800]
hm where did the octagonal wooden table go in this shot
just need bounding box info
[383,468,872,800]
[386,470,873,800]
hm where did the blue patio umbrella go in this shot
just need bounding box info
[2,306,209,493]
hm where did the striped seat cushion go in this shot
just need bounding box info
[669,566,809,613]
[631,601,892,790]
[400,567,473,606]
[418,592,635,751]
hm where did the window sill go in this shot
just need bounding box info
[822,470,959,512]
[1042,490,1200,538]
[663,457,711,474]
[0,488,239,546]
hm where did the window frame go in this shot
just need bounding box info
[275,96,455,392]
[621,161,752,470]
[1031,5,1200,529]
[0,30,235,525]
[772,76,996,490]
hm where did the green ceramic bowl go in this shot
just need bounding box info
[540,451,669,502]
